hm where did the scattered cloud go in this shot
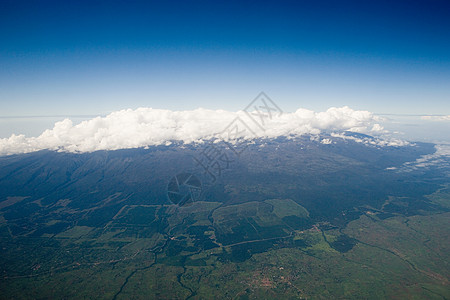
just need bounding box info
[0,106,399,156]
[421,115,450,122]
[401,144,450,171]
[385,167,397,170]
[330,132,410,147]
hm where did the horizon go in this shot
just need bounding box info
[1,103,450,146]
[0,102,393,155]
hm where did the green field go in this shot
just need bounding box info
[0,190,449,299]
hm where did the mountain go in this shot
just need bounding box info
[0,133,449,299]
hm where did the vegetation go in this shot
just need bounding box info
[0,138,448,299]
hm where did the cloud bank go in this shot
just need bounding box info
[0,106,401,156]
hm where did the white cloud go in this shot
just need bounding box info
[401,144,450,170]
[385,167,397,170]
[330,132,410,147]
[320,138,332,145]
[421,115,450,121]
[0,106,399,156]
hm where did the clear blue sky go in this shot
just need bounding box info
[1,0,449,117]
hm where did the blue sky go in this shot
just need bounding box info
[1,0,449,121]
